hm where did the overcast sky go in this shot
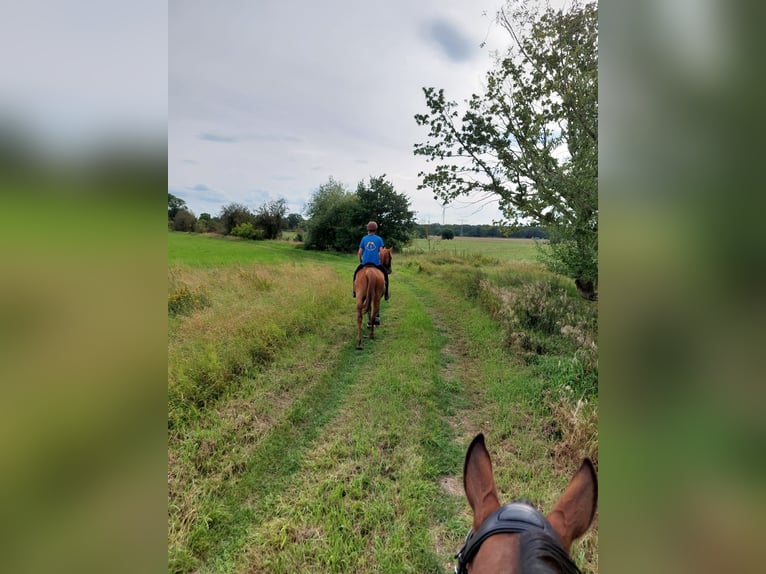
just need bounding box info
[169,0,517,225]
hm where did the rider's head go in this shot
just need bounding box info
[366,221,378,232]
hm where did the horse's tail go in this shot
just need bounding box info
[364,271,376,312]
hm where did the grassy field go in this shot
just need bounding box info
[404,236,545,263]
[168,232,598,573]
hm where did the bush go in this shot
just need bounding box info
[511,281,567,335]
[441,229,454,240]
[471,275,597,398]
[230,222,265,240]
[173,209,197,232]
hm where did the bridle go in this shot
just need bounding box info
[454,502,562,574]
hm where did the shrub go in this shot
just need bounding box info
[168,286,210,316]
[173,209,197,232]
[546,385,598,468]
[230,222,265,240]
[441,229,454,240]
[230,222,254,239]
[473,275,598,399]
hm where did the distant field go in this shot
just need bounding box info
[404,236,544,263]
[168,232,346,267]
[169,233,544,267]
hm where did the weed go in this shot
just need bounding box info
[168,286,210,316]
[546,385,599,469]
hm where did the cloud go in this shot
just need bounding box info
[171,185,229,209]
[182,159,198,164]
[169,1,509,225]
[198,132,301,144]
[422,19,475,62]
[199,132,239,143]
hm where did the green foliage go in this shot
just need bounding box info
[286,212,304,230]
[218,202,255,235]
[303,177,363,251]
[498,278,597,397]
[254,198,286,239]
[354,174,417,249]
[169,192,187,220]
[441,228,454,240]
[230,222,265,240]
[303,175,417,252]
[414,0,598,298]
[173,209,197,232]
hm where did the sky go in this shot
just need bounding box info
[169,0,518,225]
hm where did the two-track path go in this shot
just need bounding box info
[176,260,553,574]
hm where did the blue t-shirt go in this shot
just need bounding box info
[359,234,384,265]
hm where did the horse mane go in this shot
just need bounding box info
[518,530,582,574]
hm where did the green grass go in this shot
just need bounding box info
[404,236,544,263]
[168,232,346,267]
[167,231,598,573]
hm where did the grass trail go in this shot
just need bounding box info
[168,235,597,573]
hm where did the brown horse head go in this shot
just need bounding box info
[458,434,597,573]
[380,246,392,275]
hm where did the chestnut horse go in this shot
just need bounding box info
[354,247,392,350]
[456,434,597,573]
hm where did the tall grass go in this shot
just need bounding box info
[168,264,345,424]
[167,233,598,573]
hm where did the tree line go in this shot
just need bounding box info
[169,195,303,239]
[168,174,418,250]
[415,223,547,240]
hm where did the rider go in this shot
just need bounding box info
[352,221,389,301]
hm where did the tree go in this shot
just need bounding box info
[414,1,598,299]
[168,192,187,220]
[286,213,305,230]
[254,198,287,239]
[355,175,417,250]
[441,229,455,240]
[303,178,362,251]
[173,209,196,232]
[218,202,254,235]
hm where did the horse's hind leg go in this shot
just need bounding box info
[369,300,380,339]
[356,307,364,349]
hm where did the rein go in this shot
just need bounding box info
[454,502,561,574]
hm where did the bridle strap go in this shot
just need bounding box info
[455,502,561,574]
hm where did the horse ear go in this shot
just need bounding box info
[463,433,501,530]
[546,458,598,552]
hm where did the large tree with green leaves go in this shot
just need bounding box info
[304,175,417,252]
[218,202,255,235]
[168,192,187,220]
[254,198,287,240]
[303,178,362,251]
[355,175,416,250]
[414,0,597,299]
